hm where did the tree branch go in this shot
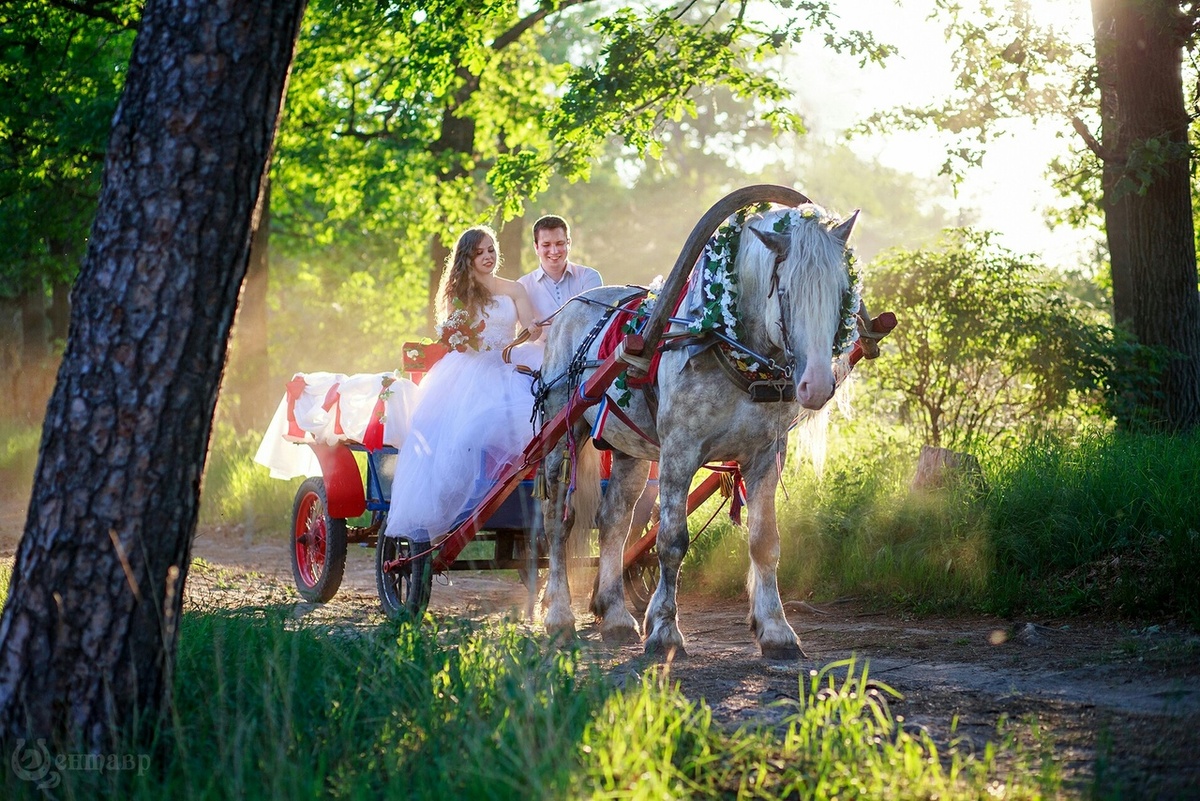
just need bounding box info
[1071,115,1113,162]
[493,0,594,51]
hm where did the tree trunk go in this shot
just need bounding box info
[17,283,47,365]
[49,282,70,346]
[426,69,481,333]
[498,214,525,280]
[1092,0,1200,430]
[0,0,306,748]
[0,299,20,421]
[1090,0,1135,327]
[16,284,50,420]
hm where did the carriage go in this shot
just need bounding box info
[266,185,895,646]
[282,343,742,619]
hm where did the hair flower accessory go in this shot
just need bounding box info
[437,299,485,352]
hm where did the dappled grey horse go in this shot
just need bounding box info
[537,187,861,658]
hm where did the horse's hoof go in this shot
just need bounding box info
[759,640,804,661]
[643,639,687,660]
[546,624,577,647]
[601,624,640,644]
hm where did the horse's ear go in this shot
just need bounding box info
[748,226,789,261]
[830,209,860,246]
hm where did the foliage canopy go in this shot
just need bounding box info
[0,2,137,297]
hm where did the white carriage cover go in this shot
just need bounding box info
[253,371,419,480]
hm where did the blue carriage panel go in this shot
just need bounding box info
[364,446,397,512]
[483,478,542,530]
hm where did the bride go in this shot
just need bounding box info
[383,225,542,544]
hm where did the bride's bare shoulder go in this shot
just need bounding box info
[491,277,527,299]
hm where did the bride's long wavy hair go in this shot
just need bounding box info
[437,225,502,320]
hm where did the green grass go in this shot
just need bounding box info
[2,611,1061,800]
[689,427,1200,627]
[198,421,303,536]
[0,418,39,503]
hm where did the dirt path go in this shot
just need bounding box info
[3,514,1198,797]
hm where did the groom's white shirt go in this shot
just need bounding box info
[518,262,603,323]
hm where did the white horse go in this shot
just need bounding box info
[537,188,861,658]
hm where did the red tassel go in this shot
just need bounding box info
[323,382,344,436]
[361,396,386,451]
[285,376,307,439]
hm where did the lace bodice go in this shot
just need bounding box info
[478,295,519,350]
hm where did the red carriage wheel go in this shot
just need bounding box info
[290,477,348,602]
[375,533,432,620]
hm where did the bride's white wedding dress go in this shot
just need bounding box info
[383,295,535,543]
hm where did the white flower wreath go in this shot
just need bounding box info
[688,205,862,362]
[611,205,862,408]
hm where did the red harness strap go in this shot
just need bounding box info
[596,284,690,385]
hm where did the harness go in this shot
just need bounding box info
[710,249,798,402]
[664,247,800,405]
[529,288,649,443]
[536,205,856,451]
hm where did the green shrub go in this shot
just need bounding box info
[0,418,39,503]
[862,230,1142,448]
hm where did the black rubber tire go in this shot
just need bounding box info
[290,477,348,602]
[376,532,433,621]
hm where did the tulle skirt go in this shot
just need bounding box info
[383,349,536,543]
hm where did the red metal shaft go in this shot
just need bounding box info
[427,335,645,572]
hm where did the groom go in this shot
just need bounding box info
[510,215,603,369]
[518,214,603,324]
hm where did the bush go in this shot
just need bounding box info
[0,418,39,504]
[862,229,1148,448]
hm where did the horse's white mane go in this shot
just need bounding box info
[737,204,851,359]
[735,204,855,478]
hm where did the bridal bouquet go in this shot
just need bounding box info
[437,300,486,352]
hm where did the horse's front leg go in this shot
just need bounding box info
[590,453,650,643]
[743,450,803,660]
[642,451,698,657]
[540,445,576,640]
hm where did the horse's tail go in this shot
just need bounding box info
[567,437,602,560]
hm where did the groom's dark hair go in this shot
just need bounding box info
[532,214,570,243]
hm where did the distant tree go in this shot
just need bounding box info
[0,2,135,300]
[0,0,305,746]
[0,3,137,416]
[863,230,1139,448]
[858,0,1200,431]
[3,1,894,387]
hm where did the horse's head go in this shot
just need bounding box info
[741,205,860,410]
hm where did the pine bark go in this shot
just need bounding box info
[1092,0,1200,430]
[0,0,306,747]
